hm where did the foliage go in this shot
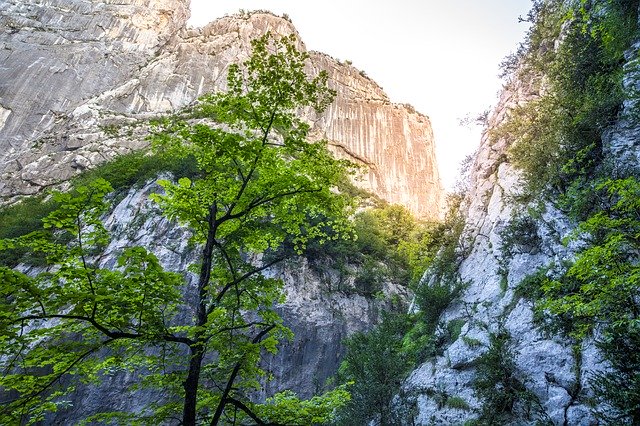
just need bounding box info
[471,330,547,425]
[536,178,640,339]
[303,203,444,296]
[414,280,465,335]
[462,336,483,348]
[495,2,640,418]
[334,195,469,425]
[0,179,185,424]
[591,323,640,424]
[0,196,59,267]
[427,193,466,283]
[0,150,199,268]
[336,313,415,426]
[0,33,354,425]
[446,395,471,411]
[514,266,551,304]
[495,0,639,196]
[525,178,640,423]
[255,386,351,425]
[351,204,444,287]
[72,150,199,195]
[500,215,540,259]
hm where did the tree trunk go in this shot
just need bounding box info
[183,346,204,426]
[183,205,217,424]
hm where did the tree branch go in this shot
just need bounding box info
[225,397,272,425]
[224,106,278,219]
[13,313,191,345]
[0,338,114,417]
[210,256,284,312]
[209,325,276,426]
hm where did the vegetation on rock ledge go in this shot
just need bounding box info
[498,0,640,423]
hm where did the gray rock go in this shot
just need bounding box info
[402,32,640,426]
[0,4,443,218]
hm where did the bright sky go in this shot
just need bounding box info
[188,1,533,190]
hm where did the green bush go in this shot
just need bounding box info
[336,313,415,426]
[500,215,541,258]
[414,280,464,333]
[0,196,58,266]
[462,336,482,348]
[301,203,444,296]
[0,151,199,267]
[495,0,638,197]
[591,323,640,424]
[495,3,640,417]
[472,330,547,424]
[401,319,437,364]
[446,395,471,411]
[72,151,199,194]
[529,178,640,422]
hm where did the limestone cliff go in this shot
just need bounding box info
[0,2,430,421]
[400,27,640,426]
[37,179,406,422]
[0,1,442,218]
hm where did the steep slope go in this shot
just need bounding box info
[34,179,406,423]
[0,1,442,218]
[0,2,429,422]
[400,3,640,425]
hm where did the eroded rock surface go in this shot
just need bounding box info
[43,179,405,422]
[0,3,442,218]
[401,37,640,426]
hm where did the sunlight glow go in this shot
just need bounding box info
[188,1,533,190]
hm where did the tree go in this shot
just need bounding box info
[0,33,354,425]
[336,314,413,426]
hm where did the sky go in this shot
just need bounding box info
[188,1,533,190]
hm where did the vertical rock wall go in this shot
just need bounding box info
[0,3,442,218]
[42,179,406,422]
[402,34,640,426]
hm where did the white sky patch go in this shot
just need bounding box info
[188,0,533,190]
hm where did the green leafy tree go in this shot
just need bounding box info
[0,33,353,425]
[336,314,414,426]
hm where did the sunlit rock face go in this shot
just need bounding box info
[309,51,442,218]
[0,0,190,194]
[0,4,442,218]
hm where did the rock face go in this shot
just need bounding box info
[42,179,406,422]
[0,1,438,421]
[400,36,640,426]
[0,2,442,218]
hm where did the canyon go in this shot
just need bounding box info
[1,0,639,424]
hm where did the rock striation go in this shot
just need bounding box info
[0,1,442,218]
[1,2,427,420]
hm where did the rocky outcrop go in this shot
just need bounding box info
[308,52,441,217]
[0,3,442,218]
[402,78,593,425]
[401,34,640,426]
[0,0,190,190]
